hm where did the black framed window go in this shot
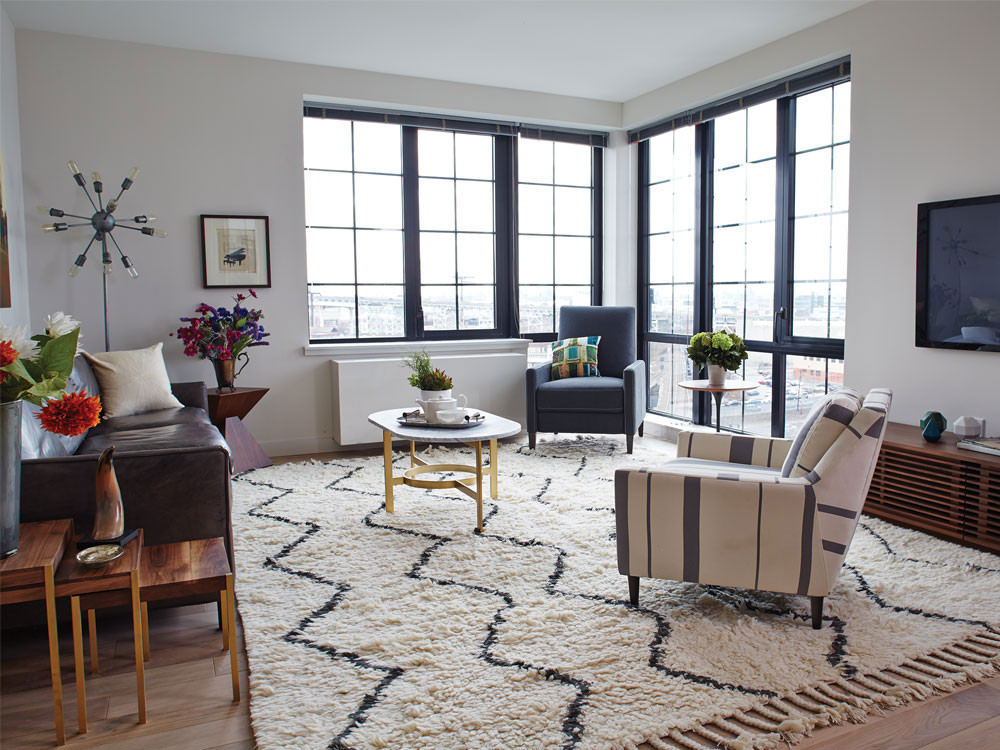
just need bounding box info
[635,63,850,437]
[304,108,604,343]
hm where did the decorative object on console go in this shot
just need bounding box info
[957,436,1000,458]
[920,410,947,442]
[402,348,454,401]
[1,323,100,557]
[40,161,166,351]
[92,446,124,540]
[201,215,270,288]
[551,335,601,380]
[954,415,986,439]
[686,329,748,385]
[84,342,182,417]
[174,289,270,392]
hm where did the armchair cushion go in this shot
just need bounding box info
[536,376,624,413]
[558,306,635,378]
[678,430,792,469]
[781,387,863,478]
[551,335,601,380]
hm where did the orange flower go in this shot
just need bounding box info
[36,390,102,437]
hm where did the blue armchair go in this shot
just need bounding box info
[526,306,646,453]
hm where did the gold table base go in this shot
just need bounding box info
[382,433,499,531]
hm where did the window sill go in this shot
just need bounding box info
[304,338,531,358]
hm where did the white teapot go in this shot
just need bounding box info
[416,393,468,423]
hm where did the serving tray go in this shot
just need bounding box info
[397,410,486,429]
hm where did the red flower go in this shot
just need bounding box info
[35,390,102,437]
[248,288,257,298]
[0,340,15,367]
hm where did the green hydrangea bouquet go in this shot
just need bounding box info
[686,330,749,372]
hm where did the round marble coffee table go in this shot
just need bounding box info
[367,408,522,531]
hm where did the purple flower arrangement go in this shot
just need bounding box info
[174,289,270,361]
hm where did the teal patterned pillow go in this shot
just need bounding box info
[551,336,601,380]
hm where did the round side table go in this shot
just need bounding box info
[678,379,759,432]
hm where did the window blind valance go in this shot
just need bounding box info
[627,57,850,144]
[303,104,609,147]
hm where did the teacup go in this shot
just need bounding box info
[435,409,467,425]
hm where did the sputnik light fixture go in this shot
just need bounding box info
[40,161,167,351]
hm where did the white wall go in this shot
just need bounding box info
[622,1,1000,430]
[14,30,619,455]
[1,6,29,329]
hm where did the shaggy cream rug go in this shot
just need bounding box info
[231,437,1000,750]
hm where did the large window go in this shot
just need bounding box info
[304,109,603,342]
[636,63,850,437]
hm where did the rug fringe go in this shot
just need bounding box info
[631,633,999,750]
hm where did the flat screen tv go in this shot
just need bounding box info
[916,193,1000,352]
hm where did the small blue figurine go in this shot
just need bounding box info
[920,411,947,442]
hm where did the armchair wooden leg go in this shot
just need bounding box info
[626,434,634,454]
[528,432,536,450]
[628,576,639,607]
[811,596,824,629]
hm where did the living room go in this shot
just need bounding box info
[1,1,998,749]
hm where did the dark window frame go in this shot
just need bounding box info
[304,107,605,344]
[637,69,848,437]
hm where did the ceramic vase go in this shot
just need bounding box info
[706,364,726,386]
[0,400,21,558]
[92,446,125,540]
[954,416,984,439]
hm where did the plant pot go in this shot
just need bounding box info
[706,364,726,386]
[1,400,22,558]
[420,388,452,402]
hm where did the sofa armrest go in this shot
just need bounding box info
[677,430,792,469]
[525,361,551,434]
[171,381,208,411]
[614,466,826,595]
[623,360,646,434]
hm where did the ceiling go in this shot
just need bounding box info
[3,1,864,102]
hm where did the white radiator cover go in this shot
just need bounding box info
[331,349,527,445]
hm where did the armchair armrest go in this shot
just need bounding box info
[623,360,646,434]
[525,361,551,433]
[171,381,208,411]
[614,466,826,596]
[677,430,791,469]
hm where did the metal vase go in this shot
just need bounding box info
[212,352,250,393]
[1,400,22,558]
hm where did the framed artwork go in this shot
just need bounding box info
[200,214,271,288]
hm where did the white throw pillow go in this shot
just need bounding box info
[83,343,182,418]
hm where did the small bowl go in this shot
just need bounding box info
[435,409,467,424]
[76,544,125,568]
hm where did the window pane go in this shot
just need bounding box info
[418,130,454,178]
[420,232,456,285]
[713,166,745,226]
[829,281,846,338]
[674,283,694,334]
[519,235,553,284]
[745,283,773,341]
[673,230,695,283]
[303,118,352,171]
[554,237,590,285]
[353,122,401,174]
[308,285,355,339]
[419,178,455,231]
[832,144,850,213]
[354,173,402,230]
[785,357,843,437]
[355,230,403,284]
[650,285,673,333]
[518,184,553,234]
[647,342,695,419]
[746,100,776,162]
[455,179,494,232]
[519,286,554,334]
[792,281,830,338]
[554,187,591,235]
[746,161,775,223]
[459,286,494,329]
[554,142,591,186]
[720,351,772,434]
[648,181,674,235]
[555,285,592,319]
[794,215,832,281]
[648,233,672,284]
[306,228,354,284]
[304,171,353,227]
[745,221,774,282]
[457,233,494,284]
[714,110,746,168]
[518,138,553,184]
[422,285,457,330]
[648,132,674,184]
[830,213,848,280]
[713,225,744,283]
[794,148,832,217]
[795,87,832,151]
[713,283,744,333]
[455,133,493,180]
[357,285,404,338]
[673,176,695,232]
[833,82,851,143]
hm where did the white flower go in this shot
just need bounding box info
[45,311,82,338]
[0,323,36,359]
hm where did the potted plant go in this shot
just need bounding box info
[686,329,748,386]
[403,349,453,401]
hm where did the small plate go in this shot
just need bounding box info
[76,544,125,568]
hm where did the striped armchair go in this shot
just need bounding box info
[615,388,892,629]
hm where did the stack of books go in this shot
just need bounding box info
[956,436,1000,457]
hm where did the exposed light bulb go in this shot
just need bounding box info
[67,160,81,176]
[128,167,139,181]
[37,205,50,215]
[133,215,154,223]
[126,266,139,279]
[106,199,118,213]
[103,260,112,275]
[91,171,101,182]
[42,223,67,233]
[121,255,139,279]
[152,229,167,239]
[69,254,87,277]
[141,226,167,237]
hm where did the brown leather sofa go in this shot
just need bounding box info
[20,358,233,566]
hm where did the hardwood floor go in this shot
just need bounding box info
[3,435,997,749]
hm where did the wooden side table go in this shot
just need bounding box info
[0,519,74,745]
[57,530,145,732]
[207,386,272,474]
[678,379,759,432]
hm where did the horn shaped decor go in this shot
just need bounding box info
[92,445,125,540]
